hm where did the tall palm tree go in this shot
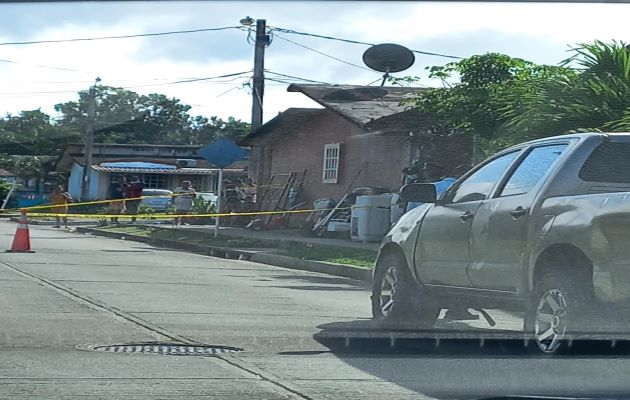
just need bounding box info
[501,40,630,136]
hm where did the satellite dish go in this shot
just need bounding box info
[362,43,415,73]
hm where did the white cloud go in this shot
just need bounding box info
[0,1,629,125]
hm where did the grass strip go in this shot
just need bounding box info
[95,225,376,268]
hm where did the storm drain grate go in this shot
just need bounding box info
[82,343,242,356]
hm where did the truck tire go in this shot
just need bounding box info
[371,251,439,329]
[524,271,594,355]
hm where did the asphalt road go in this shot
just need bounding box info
[3,221,630,399]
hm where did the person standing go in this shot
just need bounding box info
[222,179,242,226]
[125,176,144,223]
[108,176,127,224]
[49,185,71,228]
[172,180,196,226]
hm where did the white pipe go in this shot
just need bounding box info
[214,168,223,238]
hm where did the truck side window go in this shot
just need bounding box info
[580,142,630,183]
[499,144,567,197]
[450,151,519,204]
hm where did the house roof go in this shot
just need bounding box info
[0,168,15,177]
[55,142,248,172]
[287,84,424,129]
[240,108,329,146]
[90,166,240,175]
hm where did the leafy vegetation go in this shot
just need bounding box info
[0,86,250,160]
[404,40,630,159]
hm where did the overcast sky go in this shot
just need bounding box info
[1,1,629,125]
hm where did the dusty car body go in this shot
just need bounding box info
[372,132,630,354]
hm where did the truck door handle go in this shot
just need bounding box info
[510,206,528,219]
[459,211,474,222]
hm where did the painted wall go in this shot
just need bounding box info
[68,163,107,200]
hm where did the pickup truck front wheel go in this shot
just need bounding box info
[525,272,593,355]
[371,252,439,329]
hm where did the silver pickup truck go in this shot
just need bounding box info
[371,132,630,354]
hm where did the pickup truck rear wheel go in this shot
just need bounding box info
[525,272,593,355]
[372,252,439,329]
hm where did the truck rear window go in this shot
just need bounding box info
[579,142,630,183]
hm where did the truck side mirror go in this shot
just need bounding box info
[400,183,437,203]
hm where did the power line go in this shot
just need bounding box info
[0,26,242,46]
[271,32,376,73]
[119,71,252,90]
[0,58,96,74]
[270,27,463,60]
[0,72,253,96]
[265,71,333,85]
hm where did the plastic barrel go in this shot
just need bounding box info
[354,195,392,242]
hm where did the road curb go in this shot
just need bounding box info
[11,217,96,226]
[75,227,373,282]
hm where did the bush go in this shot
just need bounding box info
[0,180,14,206]
[192,197,216,214]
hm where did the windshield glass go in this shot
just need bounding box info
[2,1,630,399]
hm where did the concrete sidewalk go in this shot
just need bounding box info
[141,223,381,251]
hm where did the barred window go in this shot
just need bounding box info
[322,143,340,184]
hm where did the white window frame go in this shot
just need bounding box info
[322,143,340,184]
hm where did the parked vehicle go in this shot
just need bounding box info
[139,189,172,211]
[196,192,218,207]
[372,133,630,354]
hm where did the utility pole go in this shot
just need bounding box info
[80,77,100,200]
[251,18,268,131]
[240,16,270,184]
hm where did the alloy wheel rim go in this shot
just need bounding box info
[380,266,398,317]
[534,288,568,353]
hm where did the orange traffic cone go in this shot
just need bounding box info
[6,210,34,253]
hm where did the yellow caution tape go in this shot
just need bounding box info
[23,206,357,220]
[0,192,201,213]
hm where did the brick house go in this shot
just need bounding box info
[241,84,472,205]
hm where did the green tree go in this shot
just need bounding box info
[0,153,15,171]
[15,156,43,179]
[406,53,574,160]
[0,109,74,155]
[502,40,630,135]
[55,86,250,146]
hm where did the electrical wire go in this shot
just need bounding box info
[119,71,252,90]
[265,71,333,85]
[265,77,295,85]
[0,26,242,46]
[270,27,463,60]
[271,32,376,73]
[0,58,97,74]
[0,71,253,96]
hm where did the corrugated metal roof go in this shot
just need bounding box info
[0,168,16,176]
[90,166,240,174]
[100,161,177,169]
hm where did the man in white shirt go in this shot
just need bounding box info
[172,180,196,226]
